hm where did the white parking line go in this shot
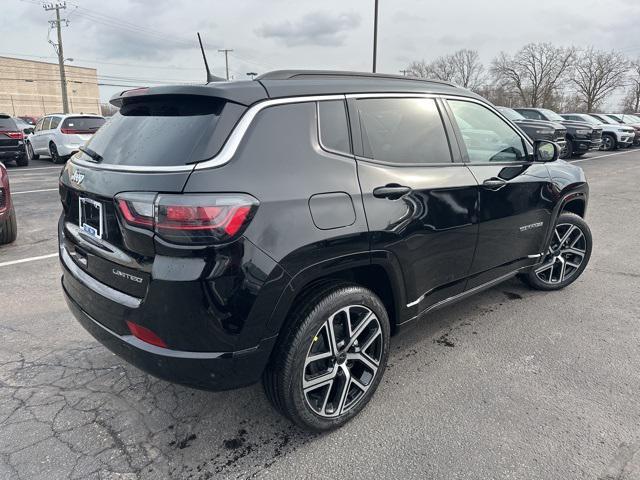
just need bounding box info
[0,253,58,268]
[569,149,638,163]
[8,166,60,173]
[12,188,58,195]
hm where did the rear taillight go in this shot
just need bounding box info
[115,193,258,245]
[0,131,23,140]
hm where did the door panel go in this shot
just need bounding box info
[350,96,479,316]
[357,162,479,311]
[445,99,555,288]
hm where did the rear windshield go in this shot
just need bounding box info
[83,95,243,167]
[0,117,17,130]
[62,116,105,133]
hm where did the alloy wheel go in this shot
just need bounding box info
[302,305,383,418]
[26,142,34,160]
[535,223,587,284]
[50,144,59,163]
[602,136,614,151]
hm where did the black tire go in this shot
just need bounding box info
[601,133,617,151]
[522,212,592,291]
[561,140,574,159]
[16,154,28,167]
[49,143,65,164]
[0,206,18,245]
[26,141,39,160]
[263,282,390,432]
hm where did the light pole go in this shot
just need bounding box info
[372,0,379,73]
[246,72,258,80]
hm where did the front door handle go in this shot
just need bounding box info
[373,184,412,200]
[482,178,507,190]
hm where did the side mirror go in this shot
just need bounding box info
[23,128,34,135]
[534,140,559,162]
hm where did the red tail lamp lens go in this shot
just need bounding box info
[126,321,167,348]
[0,131,23,140]
[117,198,154,228]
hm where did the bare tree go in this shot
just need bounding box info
[405,49,484,90]
[491,43,576,107]
[450,49,485,90]
[572,48,628,112]
[621,59,640,113]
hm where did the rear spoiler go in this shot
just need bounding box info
[109,83,268,108]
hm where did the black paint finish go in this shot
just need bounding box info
[59,76,589,391]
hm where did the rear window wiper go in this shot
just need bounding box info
[78,146,103,163]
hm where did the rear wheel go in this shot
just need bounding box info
[49,143,65,164]
[16,153,28,167]
[523,212,592,291]
[0,206,17,245]
[26,141,38,160]
[263,283,390,431]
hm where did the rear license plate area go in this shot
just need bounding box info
[78,197,103,239]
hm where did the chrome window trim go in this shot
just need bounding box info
[69,94,345,173]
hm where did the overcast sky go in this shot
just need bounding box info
[2,0,640,102]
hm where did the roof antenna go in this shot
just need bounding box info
[197,32,225,83]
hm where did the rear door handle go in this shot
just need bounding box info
[482,178,507,190]
[373,184,412,200]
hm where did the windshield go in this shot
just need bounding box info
[538,109,564,122]
[573,115,599,126]
[619,114,640,124]
[498,107,525,121]
[590,115,615,125]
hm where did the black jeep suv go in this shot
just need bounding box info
[0,115,28,167]
[514,108,602,158]
[59,71,592,431]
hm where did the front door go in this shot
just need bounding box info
[445,99,555,289]
[350,96,479,318]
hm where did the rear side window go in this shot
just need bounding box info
[50,117,61,129]
[35,118,44,132]
[61,116,105,133]
[356,98,451,165]
[42,117,52,130]
[0,117,17,130]
[84,95,244,167]
[318,100,350,154]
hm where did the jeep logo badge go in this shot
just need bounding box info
[70,170,85,185]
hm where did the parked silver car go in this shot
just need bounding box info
[26,114,105,164]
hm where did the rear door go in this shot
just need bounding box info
[445,98,554,288]
[349,95,479,316]
[31,116,49,152]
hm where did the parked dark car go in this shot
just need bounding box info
[0,162,17,244]
[18,115,39,126]
[59,71,593,431]
[515,108,602,158]
[497,107,567,156]
[0,114,28,167]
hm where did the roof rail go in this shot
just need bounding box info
[255,70,456,87]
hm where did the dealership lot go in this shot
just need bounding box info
[1,151,639,479]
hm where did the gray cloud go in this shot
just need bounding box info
[256,11,361,47]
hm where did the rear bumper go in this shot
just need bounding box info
[0,148,25,160]
[63,278,277,391]
[57,143,81,157]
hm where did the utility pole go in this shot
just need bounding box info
[399,69,409,76]
[218,49,233,80]
[43,2,69,113]
[372,0,379,73]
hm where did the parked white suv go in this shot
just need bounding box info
[26,114,105,164]
[561,113,635,151]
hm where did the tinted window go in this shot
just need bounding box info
[517,110,542,120]
[42,117,52,130]
[0,116,17,130]
[357,98,451,164]
[61,116,105,133]
[50,117,61,129]
[318,100,350,154]
[84,95,242,166]
[449,100,527,163]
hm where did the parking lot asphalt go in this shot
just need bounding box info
[1,150,639,479]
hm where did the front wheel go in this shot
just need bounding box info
[263,283,390,431]
[523,212,592,291]
[601,133,616,151]
[26,141,39,161]
[560,140,574,159]
[0,206,17,244]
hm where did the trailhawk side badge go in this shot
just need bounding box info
[70,169,85,185]
[520,222,543,232]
